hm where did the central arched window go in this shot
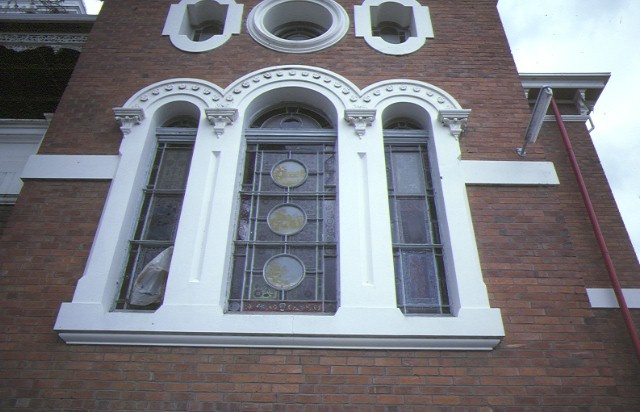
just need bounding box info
[227,105,338,313]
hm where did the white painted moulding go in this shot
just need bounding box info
[586,288,640,308]
[21,154,120,180]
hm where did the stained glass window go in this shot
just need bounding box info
[385,129,449,314]
[115,122,196,310]
[228,107,337,313]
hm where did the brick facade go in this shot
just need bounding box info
[1,0,639,410]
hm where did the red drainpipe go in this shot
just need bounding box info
[550,97,640,363]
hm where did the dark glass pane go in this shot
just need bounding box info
[252,246,283,269]
[257,197,288,218]
[262,151,285,171]
[155,147,192,190]
[323,251,337,302]
[144,195,184,241]
[296,198,317,219]
[289,221,317,242]
[250,275,280,300]
[295,174,317,193]
[400,251,440,307]
[397,198,430,244]
[255,220,282,242]
[285,276,317,300]
[391,152,426,194]
[286,246,316,269]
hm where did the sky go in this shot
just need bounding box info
[497,0,640,260]
[82,0,640,260]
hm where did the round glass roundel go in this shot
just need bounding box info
[271,159,307,188]
[263,254,305,291]
[267,204,307,235]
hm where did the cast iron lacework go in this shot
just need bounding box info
[228,107,337,313]
[115,120,196,310]
[384,126,449,314]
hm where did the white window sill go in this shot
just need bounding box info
[55,303,503,350]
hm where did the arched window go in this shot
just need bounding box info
[227,105,338,313]
[384,119,449,314]
[55,71,503,350]
[115,117,197,310]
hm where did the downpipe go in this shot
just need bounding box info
[550,97,640,363]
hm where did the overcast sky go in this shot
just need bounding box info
[83,0,640,260]
[498,0,640,260]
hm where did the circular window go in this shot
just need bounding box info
[263,254,305,291]
[247,0,349,53]
[267,204,307,235]
[271,159,308,188]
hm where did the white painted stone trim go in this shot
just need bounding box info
[0,121,47,196]
[354,0,434,55]
[54,66,508,350]
[21,155,120,180]
[462,160,559,186]
[162,0,243,53]
[246,0,349,53]
[586,288,640,308]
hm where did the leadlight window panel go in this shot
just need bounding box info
[385,130,449,314]
[229,132,338,314]
[115,127,196,311]
[251,106,333,129]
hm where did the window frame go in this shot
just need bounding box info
[55,67,504,350]
[162,0,243,53]
[228,128,339,314]
[115,127,197,311]
[354,0,434,55]
[384,131,450,315]
[246,0,349,53]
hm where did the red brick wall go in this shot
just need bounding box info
[1,0,639,409]
[0,204,13,235]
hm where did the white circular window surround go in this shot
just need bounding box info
[247,0,349,53]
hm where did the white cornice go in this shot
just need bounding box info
[519,72,610,90]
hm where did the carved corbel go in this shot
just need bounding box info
[205,108,239,137]
[438,109,471,140]
[573,89,591,116]
[344,109,376,138]
[113,107,145,135]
